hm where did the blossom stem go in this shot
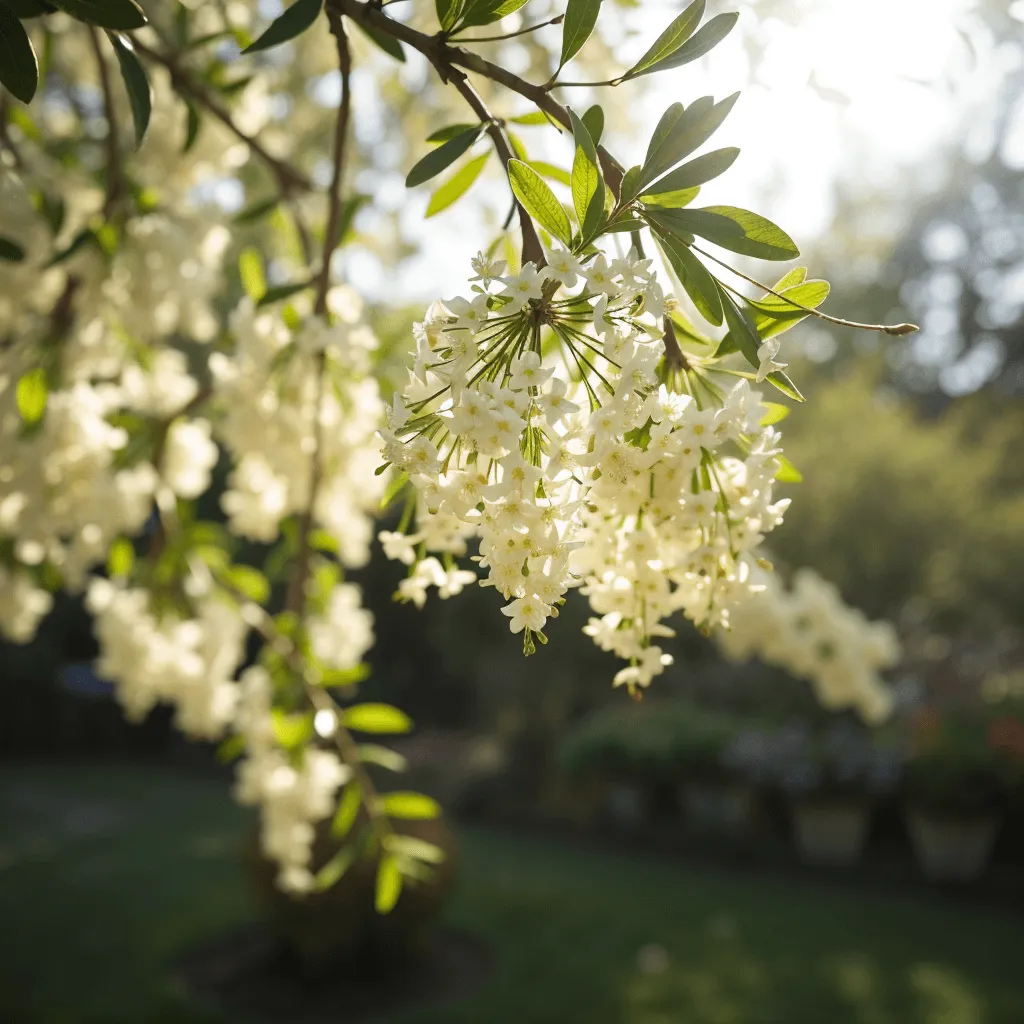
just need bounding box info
[452,15,564,44]
[691,245,920,337]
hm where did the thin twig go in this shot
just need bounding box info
[691,245,920,336]
[131,37,312,195]
[453,14,563,44]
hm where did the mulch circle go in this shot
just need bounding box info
[174,924,494,1023]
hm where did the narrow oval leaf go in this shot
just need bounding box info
[406,125,481,188]
[357,744,408,772]
[507,158,572,246]
[106,33,151,147]
[766,370,805,403]
[568,108,603,238]
[529,160,571,186]
[509,111,550,126]
[16,367,48,425]
[639,184,700,209]
[642,147,739,197]
[659,234,722,327]
[314,845,357,891]
[425,152,489,217]
[223,564,270,603]
[774,454,803,483]
[242,0,323,55]
[331,782,363,837]
[459,0,530,30]
[639,93,738,190]
[375,854,402,914]
[559,0,601,69]
[51,0,146,29]
[435,0,465,31]
[0,4,39,104]
[353,20,405,62]
[623,0,704,80]
[238,247,266,302]
[581,104,604,145]
[379,791,441,820]
[681,205,800,261]
[629,11,738,78]
[384,834,446,864]
[718,286,761,368]
[342,702,413,735]
[426,123,477,144]
[183,100,201,152]
[0,236,27,261]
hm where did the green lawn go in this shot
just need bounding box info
[0,763,1021,1024]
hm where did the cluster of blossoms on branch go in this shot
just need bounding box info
[0,0,918,904]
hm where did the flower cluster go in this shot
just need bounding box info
[717,567,899,723]
[381,251,791,691]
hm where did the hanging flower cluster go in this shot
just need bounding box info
[717,567,899,723]
[380,248,794,693]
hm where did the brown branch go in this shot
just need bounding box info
[331,0,623,197]
[130,37,312,195]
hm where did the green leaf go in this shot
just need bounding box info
[507,159,572,246]
[380,469,409,510]
[666,206,800,261]
[353,20,405,62]
[576,108,603,151]
[383,833,446,864]
[759,401,790,426]
[0,236,26,261]
[641,146,739,198]
[718,286,761,368]
[748,279,830,340]
[331,782,363,837]
[332,193,369,248]
[639,185,700,209]
[426,152,489,218]
[239,247,266,302]
[320,664,371,688]
[106,537,135,578]
[0,4,38,103]
[223,564,270,603]
[435,0,465,32]
[529,160,571,186]
[766,369,805,403]
[622,0,704,80]
[314,844,357,891]
[406,125,482,187]
[568,108,604,240]
[658,234,722,327]
[771,267,806,291]
[215,734,246,764]
[257,281,313,307]
[358,744,408,772]
[375,854,402,914]
[243,0,322,55]
[106,33,151,147]
[343,702,413,735]
[233,196,278,224]
[379,791,441,820]
[426,124,477,145]
[271,709,313,749]
[50,0,146,29]
[16,368,47,425]
[509,111,550,126]
[619,164,641,203]
[638,93,738,191]
[459,0,530,29]
[183,101,201,153]
[559,0,601,68]
[774,454,803,483]
[626,10,737,80]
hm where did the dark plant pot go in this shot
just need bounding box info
[790,797,872,868]
[682,780,753,836]
[244,816,459,976]
[905,806,1002,882]
[605,782,647,827]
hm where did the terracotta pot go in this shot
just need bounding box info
[244,815,459,975]
[790,797,872,868]
[905,806,1002,882]
[683,781,753,836]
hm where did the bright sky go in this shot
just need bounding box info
[340,0,1017,301]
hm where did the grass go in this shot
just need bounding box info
[0,763,1022,1024]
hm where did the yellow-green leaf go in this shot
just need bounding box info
[426,152,489,218]
[342,703,413,735]
[16,367,47,425]
[375,854,402,913]
[379,791,441,820]
[507,159,572,247]
[239,247,266,302]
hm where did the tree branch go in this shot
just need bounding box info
[130,37,312,196]
[331,0,623,196]
[88,28,124,217]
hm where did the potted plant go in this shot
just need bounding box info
[762,720,900,868]
[902,707,1020,882]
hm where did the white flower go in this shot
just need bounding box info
[756,337,788,382]
[499,262,545,310]
[501,594,551,633]
[163,418,218,499]
[544,247,582,288]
